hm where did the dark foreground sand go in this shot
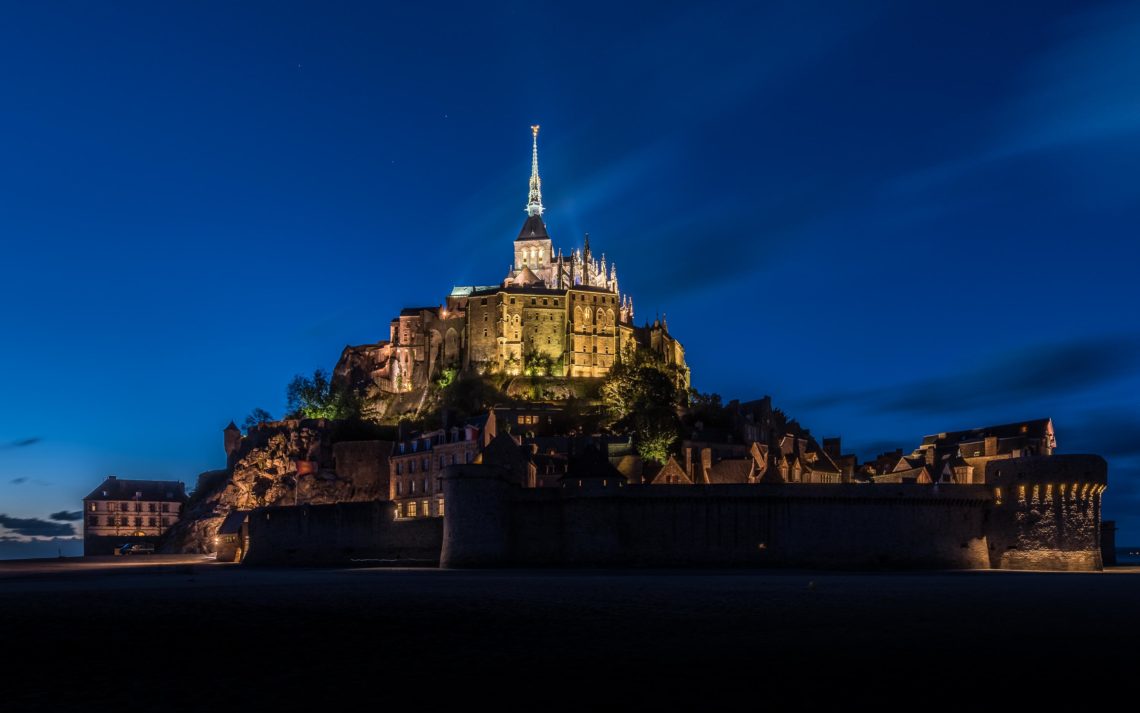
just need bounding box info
[4,558,1138,710]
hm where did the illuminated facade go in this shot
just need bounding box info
[334,127,687,395]
[83,476,187,555]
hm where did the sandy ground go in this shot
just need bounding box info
[4,558,1138,710]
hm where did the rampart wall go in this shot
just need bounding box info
[243,501,441,566]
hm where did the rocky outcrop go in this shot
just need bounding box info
[162,419,394,553]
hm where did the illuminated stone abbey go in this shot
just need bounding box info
[335,127,686,394]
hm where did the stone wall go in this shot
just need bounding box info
[441,465,995,569]
[243,501,442,566]
[987,455,1107,571]
[332,440,393,497]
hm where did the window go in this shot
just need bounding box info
[135,503,142,512]
[553,299,558,306]
[162,518,170,526]
[148,503,156,513]
[440,455,446,469]
[422,457,429,472]
[396,481,402,496]
[88,516,98,526]
[483,329,488,337]
[411,480,417,493]
[438,499,445,516]
[422,479,428,493]
[466,451,473,464]
[88,503,96,512]
[161,504,169,513]
[410,461,417,474]
[422,500,429,516]
[542,298,548,305]
[148,517,156,527]
[134,517,142,527]
[408,501,418,517]
[481,298,487,305]
[396,462,403,475]
[106,516,115,526]
[510,298,515,304]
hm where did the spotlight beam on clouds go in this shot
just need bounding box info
[799,335,1140,415]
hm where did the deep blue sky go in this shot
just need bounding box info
[2,1,1139,555]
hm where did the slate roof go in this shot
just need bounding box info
[84,477,187,502]
[920,419,1053,448]
[703,458,754,484]
[560,445,627,482]
[514,265,543,286]
[217,510,250,535]
[516,214,549,241]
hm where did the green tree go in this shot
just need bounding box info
[601,350,684,464]
[286,369,361,420]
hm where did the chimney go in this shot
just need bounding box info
[984,436,998,457]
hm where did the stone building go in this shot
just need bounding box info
[863,419,1058,485]
[389,425,480,519]
[83,476,187,555]
[334,126,687,396]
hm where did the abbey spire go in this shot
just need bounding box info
[526,125,544,217]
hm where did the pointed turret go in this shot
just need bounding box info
[526,125,543,217]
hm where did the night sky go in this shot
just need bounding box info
[2,1,1138,556]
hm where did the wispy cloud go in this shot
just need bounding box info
[801,334,1140,415]
[49,511,83,522]
[1,437,41,450]
[885,4,1140,201]
[0,514,76,538]
[10,477,28,485]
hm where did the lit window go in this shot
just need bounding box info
[88,503,96,512]
[438,499,445,516]
[411,480,417,493]
[408,501,418,517]
[422,500,429,516]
